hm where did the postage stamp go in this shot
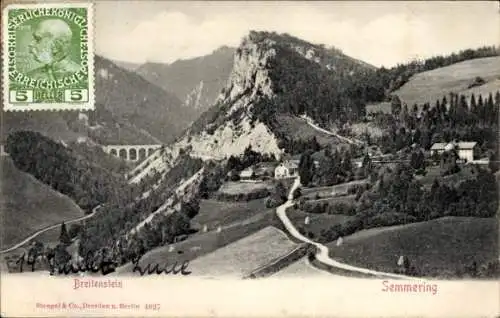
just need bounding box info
[2,2,94,111]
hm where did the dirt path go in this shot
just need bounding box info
[276,177,418,280]
[0,205,102,254]
[299,115,364,145]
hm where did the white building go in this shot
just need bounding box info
[274,161,299,179]
[239,168,255,179]
[430,141,477,162]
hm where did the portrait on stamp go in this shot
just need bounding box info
[3,4,94,111]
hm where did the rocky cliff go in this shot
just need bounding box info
[133,31,376,181]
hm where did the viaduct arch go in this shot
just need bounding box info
[101,144,163,162]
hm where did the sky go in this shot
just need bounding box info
[95,1,500,68]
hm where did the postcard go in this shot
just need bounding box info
[1,1,499,317]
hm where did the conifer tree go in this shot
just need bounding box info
[59,222,71,245]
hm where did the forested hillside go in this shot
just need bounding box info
[6,131,132,211]
[5,130,206,270]
[370,91,499,157]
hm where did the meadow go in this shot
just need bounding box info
[327,216,498,278]
[395,56,500,107]
[187,226,298,277]
[0,157,84,250]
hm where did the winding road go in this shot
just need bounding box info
[276,176,418,280]
[0,205,102,254]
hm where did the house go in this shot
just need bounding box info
[77,136,88,143]
[430,141,477,162]
[352,158,364,168]
[254,162,277,178]
[274,161,299,179]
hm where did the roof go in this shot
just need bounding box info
[279,161,298,169]
[456,142,477,149]
[431,142,477,150]
[255,162,277,169]
[239,168,254,177]
[430,143,447,150]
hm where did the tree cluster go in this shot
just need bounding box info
[316,164,498,245]
[375,91,499,157]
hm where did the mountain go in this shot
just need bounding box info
[132,31,376,182]
[111,59,142,72]
[1,55,198,145]
[177,31,376,154]
[91,55,198,143]
[136,46,235,111]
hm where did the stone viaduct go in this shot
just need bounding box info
[101,144,163,162]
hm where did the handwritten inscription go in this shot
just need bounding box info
[132,255,191,276]
[15,251,191,276]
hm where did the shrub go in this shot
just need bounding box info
[229,171,240,181]
[477,259,500,278]
[68,224,82,239]
[265,196,285,208]
[327,202,356,215]
[292,187,302,199]
[364,212,417,229]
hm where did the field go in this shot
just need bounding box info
[366,57,500,114]
[366,102,391,114]
[217,181,271,196]
[192,198,272,230]
[287,207,352,241]
[274,115,345,147]
[186,226,299,277]
[327,216,499,278]
[459,78,500,100]
[0,157,84,249]
[395,56,500,107]
[302,180,368,199]
[349,122,385,138]
[301,195,356,208]
[272,256,332,277]
[114,208,284,275]
[417,164,477,188]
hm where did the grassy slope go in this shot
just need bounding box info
[115,202,283,275]
[367,57,500,113]
[217,181,271,195]
[275,115,346,147]
[272,256,332,277]
[396,56,500,107]
[186,226,298,277]
[0,157,84,249]
[416,165,477,188]
[193,198,272,230]
[327,216,499,277]
[302,195,356,206]
[302,180,368,197]
[287,208,352,240]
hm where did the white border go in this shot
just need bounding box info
[2,2,95,112]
